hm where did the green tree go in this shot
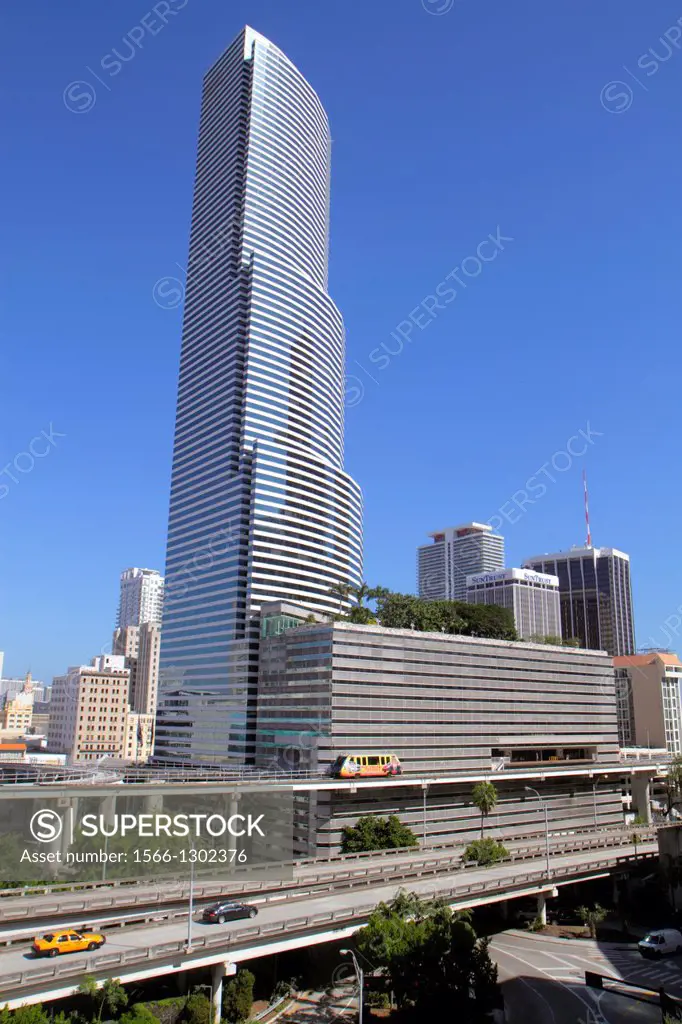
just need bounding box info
[472,781,498,838]
[576,904,607,939]
[78,976,128,1022]
[347,605,377,625]
[341,814,418,854]
[0,1007,50,1024]
[354,891,499,1020]
[329,581,352,616]
[184,994,211,1024]
[222,969,255,1023]
[119,1009,161,1024]
[353,583,372,607]
[463,838,509,866]
[372,591,516,640]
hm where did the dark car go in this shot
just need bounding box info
[202,901,258,924]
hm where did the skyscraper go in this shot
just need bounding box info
[417,523,504,602]
[465,567,562,641]
[157,27,363,764]
[523,546,635,656]
[117,568,164,629]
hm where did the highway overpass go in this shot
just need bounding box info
[0,829,657,1009]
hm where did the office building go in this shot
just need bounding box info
[156,27,363,764]
[523,546,635,656]
[135,622,161,716]
[614,652,682,754]
[466,567,562,641]
[418,523,504,602]
[117,568,164,629]
[256,614,622,853]
[50,654,153,763]
[112,622,160,718]
[1,673,34,732]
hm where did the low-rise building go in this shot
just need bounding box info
[257,614,623,854]
[614,652,682,754]
[2,673,35,732]
[50,654,153,763]
[465,567,562,640]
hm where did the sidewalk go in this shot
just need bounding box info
[503,927,639,950]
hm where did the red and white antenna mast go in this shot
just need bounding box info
[583,469,592,547]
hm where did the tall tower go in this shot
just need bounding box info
[417,523,504,602]
[157,27,363,764]
[117,568,164,629]
[523,546,635,656]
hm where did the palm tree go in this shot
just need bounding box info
[472,781,498,839]
[329,581,352,616]
[354,582,372,607]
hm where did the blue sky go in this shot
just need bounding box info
[2,0,681,681]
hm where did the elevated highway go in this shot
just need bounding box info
[0,832,657,1009]
[0,756,668,797]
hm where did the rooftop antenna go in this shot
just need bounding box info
[583,469,592,547]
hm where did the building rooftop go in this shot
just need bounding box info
[524,545,630,562]
[615,653,682,669]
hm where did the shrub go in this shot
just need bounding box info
[133,1000,186,1024]
[184,994,211,1024]
[463,838,509,866]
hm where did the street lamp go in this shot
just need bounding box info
[185,840,196,951]
[340,948,363,1024]
[525,786,551,880]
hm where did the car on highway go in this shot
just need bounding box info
[32,928,106,957]
[201,901,258,924]
[638,928,682,958]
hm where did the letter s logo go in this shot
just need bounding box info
[30,809,63,842]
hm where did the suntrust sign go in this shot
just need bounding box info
[466,568,559,587]
[1,791,292,883]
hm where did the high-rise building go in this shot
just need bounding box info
[465,567,562,641]
[50,654,153,763]
[523,546,635,656]
[156,27,363,764]
[117,568,164,629]
[417,523,504,602]
[112,623,160,718]
[614,652,682,753]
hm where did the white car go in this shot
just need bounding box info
[638,929,682,958]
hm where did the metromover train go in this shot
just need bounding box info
[330,753,402,779]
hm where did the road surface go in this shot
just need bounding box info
[491,931,681,1024]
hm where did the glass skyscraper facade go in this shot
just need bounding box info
[523,546,635,657]
[156,27,363,763]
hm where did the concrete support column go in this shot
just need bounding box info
[631,775,652,824]
[537,894,547,925]
[212,962,237,1024]
[142,793,164,815]
[499,900,509,922]
[100,793,117,826]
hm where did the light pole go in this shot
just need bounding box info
[525,786,550,880]
[592,780,598,829]
[340,948,363,1024]
[186,840,196,951]
[422,783,428,849]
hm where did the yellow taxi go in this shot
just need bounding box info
[32,928,106,957]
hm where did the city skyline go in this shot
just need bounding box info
[2,2,680,683]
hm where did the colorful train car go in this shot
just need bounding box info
[330,753,402,779]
